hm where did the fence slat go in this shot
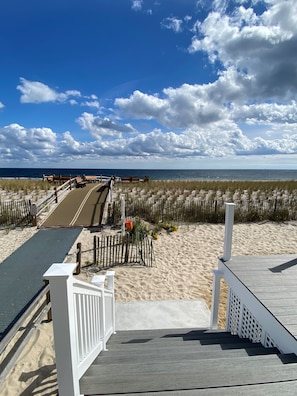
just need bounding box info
[93,233,154,269]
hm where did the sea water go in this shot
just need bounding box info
[0,168,297,181]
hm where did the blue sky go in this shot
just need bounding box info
[1,0,297,169]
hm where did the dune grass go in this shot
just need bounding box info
[0,179,51,194]
[0,179,53,228]
[112,180,297,224]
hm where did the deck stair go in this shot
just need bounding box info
[80,328,297,395]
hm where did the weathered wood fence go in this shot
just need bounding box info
[0,199,32,227]
[93,233,154,268]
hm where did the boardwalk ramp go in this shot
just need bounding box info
[0,228,81,342]
[41,182,109,228]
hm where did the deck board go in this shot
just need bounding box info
[225,254,297,338]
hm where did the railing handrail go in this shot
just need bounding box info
[34,177,76,217]
[43,263,115,396]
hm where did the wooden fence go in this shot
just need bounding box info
[0,199,32,227]
[93,233,154,269]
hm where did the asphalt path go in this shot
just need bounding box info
[41,182,109,227]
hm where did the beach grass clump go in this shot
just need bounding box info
[112,180,297,224]
[0,179,51,194]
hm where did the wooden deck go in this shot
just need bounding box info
[80,328,297,395]
[224,254,297,339]
[80,253,297,395]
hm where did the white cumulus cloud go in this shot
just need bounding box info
[17,78,82,104]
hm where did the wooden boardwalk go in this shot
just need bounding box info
[80,328,297,395]
[225,254,297,338]
[41,182,109,228]
[0,228,81,342]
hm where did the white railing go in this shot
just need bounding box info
[210,203,297,355]
[43,263,115,396]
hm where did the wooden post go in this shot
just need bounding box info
[30,203,37,227]
[74,242,81,275]
[121,194,125,236]
[54,187,58,204]
[45,280,52,321]
[93,235,97,265]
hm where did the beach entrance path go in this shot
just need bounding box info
[0,228,81,342]
[41,182,109,228]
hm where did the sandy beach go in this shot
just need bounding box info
[1,221,297,395]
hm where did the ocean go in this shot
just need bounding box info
[0,168,297,181]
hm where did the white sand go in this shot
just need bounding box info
[1,221,297,395]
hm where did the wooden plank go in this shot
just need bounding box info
[268,306,297,315]
[80,359,297,395]
[224,254,297,344]
[255,291,297,299]
[99,381,297,396]
[95,346,278,365]
[85,353,297,378]
[263,298,297,308]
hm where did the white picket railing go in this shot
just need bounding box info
[43,263,115,396]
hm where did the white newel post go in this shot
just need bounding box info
[222,203,235,262]
[106,270,116,333]
[92,275,107,350]
[210,269,224,329]
[43,263,81,396]
[210,203,235,329]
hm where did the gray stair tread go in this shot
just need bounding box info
[80,329,297,395]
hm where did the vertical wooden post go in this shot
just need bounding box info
[93,235,97,265]
[30,203,37,227]
[44,280,52,321]
[121,194,125,236]
[54,187,58,204]
[222,203,235,262]
[74,242,81,275]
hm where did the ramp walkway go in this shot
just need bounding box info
[41,182,109,228]
[0,228,81,341]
